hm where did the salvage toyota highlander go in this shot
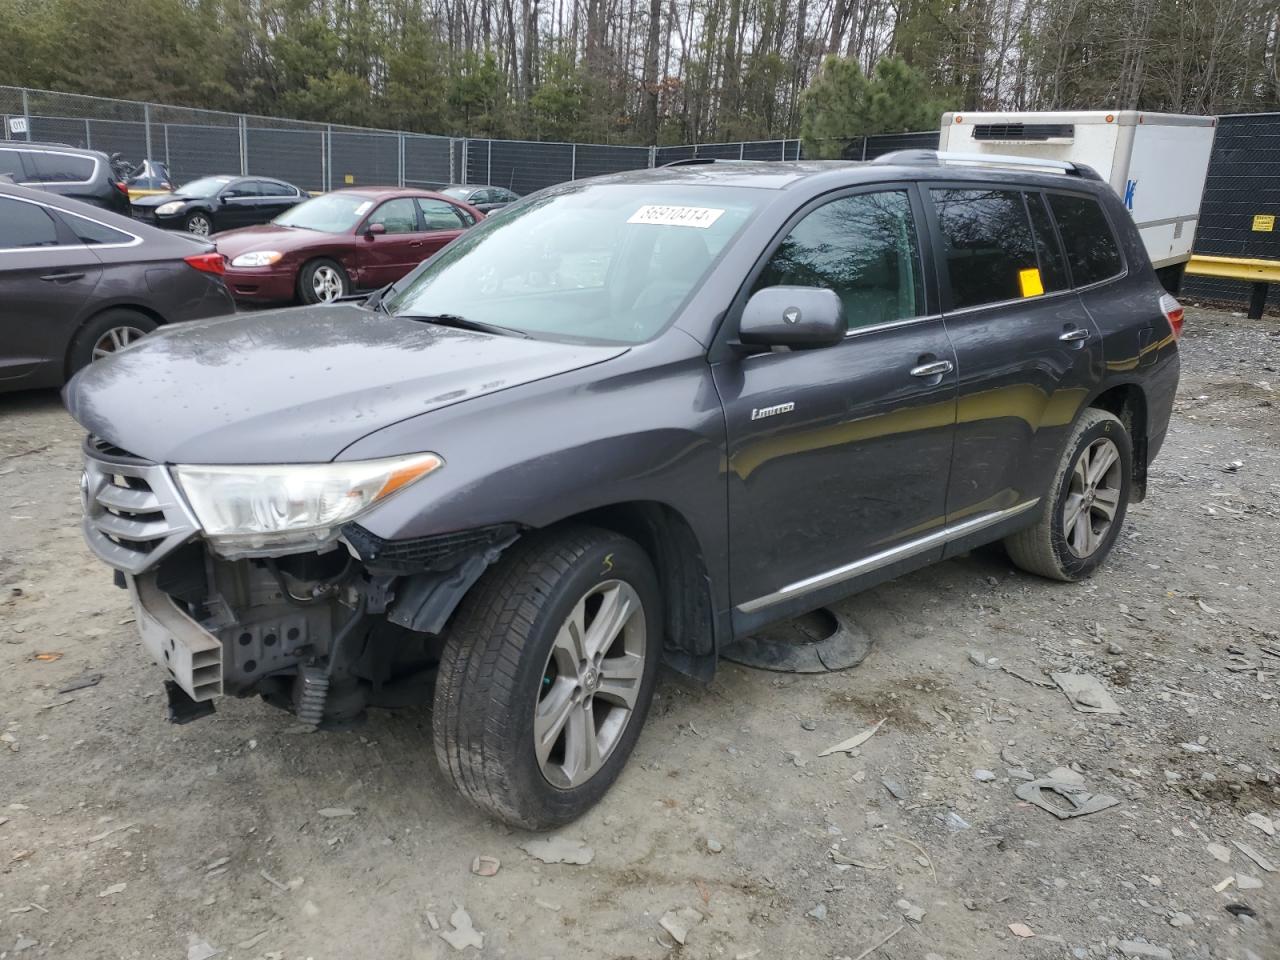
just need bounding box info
[66,153,1181,828]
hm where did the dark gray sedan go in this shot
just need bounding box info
[440,183,520,213]
[0,181,235,393]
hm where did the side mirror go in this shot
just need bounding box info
[365,222,386,237]
[738,286,845,349]
[219,195,230,205]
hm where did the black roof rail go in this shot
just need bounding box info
[661,157,760,167]
[871,149,1102,180]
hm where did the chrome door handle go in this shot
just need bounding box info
[1059,327,1091,342]
[910,359,954,378]
[40,272,85,283]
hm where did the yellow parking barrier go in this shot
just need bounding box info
[1186,254,1280,319]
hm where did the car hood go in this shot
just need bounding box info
[131,192,193,209]
[64,304,627,464]
[214,223,328,256]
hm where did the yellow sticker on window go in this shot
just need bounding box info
[1019,267,1044,298]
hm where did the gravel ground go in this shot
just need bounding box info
[0,306,1277,960]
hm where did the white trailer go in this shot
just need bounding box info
[939,111,1216,288]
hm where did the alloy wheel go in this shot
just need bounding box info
[1063,436,1122,558]
[187,214,211,236]
[534,580,647,789]
[311,266,344,302]
[91,325,148,361]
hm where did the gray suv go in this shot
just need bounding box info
[65,152,1181,828]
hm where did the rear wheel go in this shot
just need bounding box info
[433,526,662,829]
[298,258,349,304]
[1005,407,1132,581]
[184,211,213,236]
[68,309,157,375]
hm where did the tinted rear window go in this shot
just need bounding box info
[1048,193,1124,286]
[0,149,24,179]
[0,198,60,248]
[27,151,95,183]
[1025,193,1070,292]
[931,188,1038,308]
[61,211,134,245]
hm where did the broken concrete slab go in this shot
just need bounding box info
[1051,673,1122,714]
[1014,779,1119,819]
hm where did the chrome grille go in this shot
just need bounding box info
[81,436,200,574]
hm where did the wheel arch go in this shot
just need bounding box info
[1086,381,1149,501]
[65,303,166,379]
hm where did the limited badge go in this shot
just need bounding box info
[783,306,801,324]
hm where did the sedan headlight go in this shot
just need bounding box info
[155,201,185,216]
[172,453,442,553]
[230,251,284,268]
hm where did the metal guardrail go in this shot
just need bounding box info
[1186,255,1279,318]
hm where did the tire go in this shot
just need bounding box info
[184,210,213,236]
[67,308,158,375]
[298,258,349,304]
[1004,407,1132,581]
[433,525,663,829]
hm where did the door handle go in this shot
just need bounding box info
[910,359,954,378]
[409,241,423,247]
[1059,327,1091,342]
[39,272,85,283]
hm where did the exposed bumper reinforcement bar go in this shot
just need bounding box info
[128,572,223,702]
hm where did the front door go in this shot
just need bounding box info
[923,185,1103,536]
[713,187,958,627]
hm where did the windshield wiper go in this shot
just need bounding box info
[396,312,530,339]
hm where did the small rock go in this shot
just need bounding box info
[805,903,827,921]
[1107,642,1125,655]
[470,855,500,877]
[1116,941,1173,960]
[98,882,127,898]
[1207,842,1232,864]
[14,937,38,954]
[317,807,357,818]
[1236,874,1262,891]
[302,901,320,917]
[440,905,484,951]
[896,899,925,923]
[186,935,220,960]
[1181,742,1208,754]
[1045,766,1086,786]
[881,778,908,800]
[940,811,971,831]
[973,769,997,782]
[1168,911,1193,928]
[800,718,816,731]
[706,838,723,854]
[1244,812,1275,836]
[520,836,594,865]
[1008,922,1035,938]
[659,907,704,944]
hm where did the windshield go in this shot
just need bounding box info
[385,183,762,344]
[274,193,373,233]
[442,187,472,199]
[177,176,231,198]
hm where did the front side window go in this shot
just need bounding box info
[28,151,95,183]
[1049,193,1124,286]
[932,188,1040,308]
[177,177,232,198]
[386,183,762,344]
[368,198,419,234]
[222,180,258,199]
[754,190,924,330]
[0,198,60,248]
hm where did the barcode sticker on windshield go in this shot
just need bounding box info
[628,205,725,229]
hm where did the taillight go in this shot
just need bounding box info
[184,252,226,276]
[1159,293,1184,339]
[113,181,130,196]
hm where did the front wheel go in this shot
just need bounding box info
[184,211,213,236]
[1005,407,1132,581]
[298,258,349,304]
[433,526,662,829]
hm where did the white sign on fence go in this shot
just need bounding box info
[8,116,28,135]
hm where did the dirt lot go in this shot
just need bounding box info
[1,306,1277,960]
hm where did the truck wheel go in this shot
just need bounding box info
[1005,407,1132,581]
[433,526,662,829]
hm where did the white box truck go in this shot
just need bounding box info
[939,111,1217,291]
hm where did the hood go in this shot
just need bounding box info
[131,192,188,209]
[64,304,627,464]
[214,223,322,256]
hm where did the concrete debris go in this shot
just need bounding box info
[659,906,704,944]
[1008,923,1035,938]
[896,899,925,923]
[1180,742,1208,753]
[1207,843,1233,864]
[97,882,126,898]
[519,836,594,865]
[940,811,971,831]
[1052,673,1122,714]
[56,672,102,694]
[805,903,828,921]
[1014,779,1119,819]
[968,650,999,669]
[186,934,220,960]
[800,718,817,731]
[470,855,500,877]
[1044,766,1086,787]
[706,837,723,853]
[1168,911,1193,928]
[1244,812,1275,836]
[1232,840,1277,873]
[1116,941,1173,960]
[316,807,357,818]
[1236,874,1263,890]
[818,718,886,757]
[881,777,908,800]
[973,769,997,782]
[439,905,484,951]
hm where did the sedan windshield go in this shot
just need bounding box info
[385,183,763,344]
[274,193,373,233]
[177,177,232,198]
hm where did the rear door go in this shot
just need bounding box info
[0,195,102,387]
[259,180,301,221]
[416,198,469,254]
[713,186,958,626]
[923,183,1102,545]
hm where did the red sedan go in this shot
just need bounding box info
[214,188,483,305]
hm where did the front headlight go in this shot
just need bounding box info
[172,453,442,553]
[155,201,184,215]
[230,251,283,268]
